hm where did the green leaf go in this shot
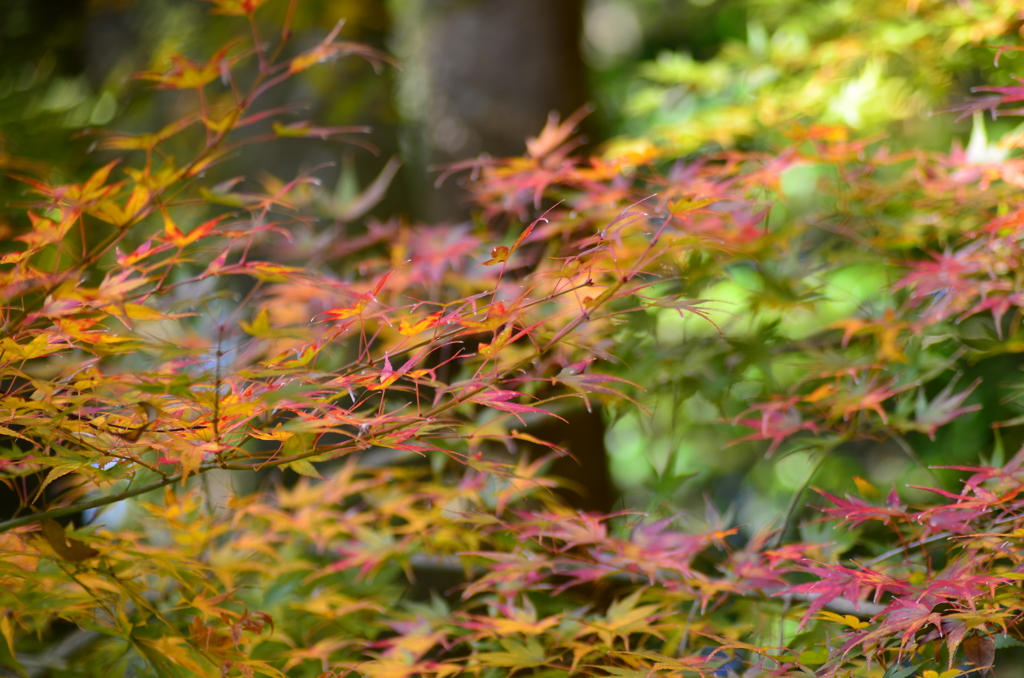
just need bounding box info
[284,458,322,479]
[798,648,829,665]
[474,639,546,668]
[240,308,271,336]
[36,464,81,498]
[883,662,922,678]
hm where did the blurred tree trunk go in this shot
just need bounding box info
[394,0,590,221]
[393,0,615,512]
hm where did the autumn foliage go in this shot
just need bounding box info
[4,1,1024,677]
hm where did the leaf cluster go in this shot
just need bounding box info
[4,2,1024,678]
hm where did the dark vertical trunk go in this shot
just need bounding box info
[401,0,589,221]
[399,0,615,512]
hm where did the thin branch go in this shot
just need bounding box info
[0,473,187,533]
[770,448,830,549]
[891,432,942,485]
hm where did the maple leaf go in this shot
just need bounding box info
[471,639,548,671]
[176,442,221,482]
[459,550,555,599]
[780,562,915,627]
[116,237,173,268]
[289,20,394,74]
[940,95,1005,122]
[973,77,1024,108]
[467,390,562,424]
[525,105,592,161]
[478,325,514,358]
[480,245,511,267]
[16,211,75,250]
[0,333,72,361]
[459,600,562,638]
[832,312,910,362]
[647,296,730,334]
[200,248,230,278]
[510,510,612,550]
[902,375,981,440]
[372,354,401,391]
[730,398,818,458]
[38,520,99,562]
[317,268,398,323]
[399,311,444,337]
[480,212,549,266]
[137,43,239,89]
[827,376,916,425]
[459,301,512,332]
[552,360,646,413]
[96,114,200,152]
[366,618,448,665]
[321,528,411,583]
[813,610,871,631]
[281,639,353,671]
[586,589,665,648]
[918,561,1003,604]
[962,634,996,676]
[162,210,227,248]
[875,598,944,653]
[892,247,1006,326]
[608,516,734,586]
[813,488,912,527]
[956,294,1024,338]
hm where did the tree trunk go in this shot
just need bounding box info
[394,0,615,512]
[395,0,589,221]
